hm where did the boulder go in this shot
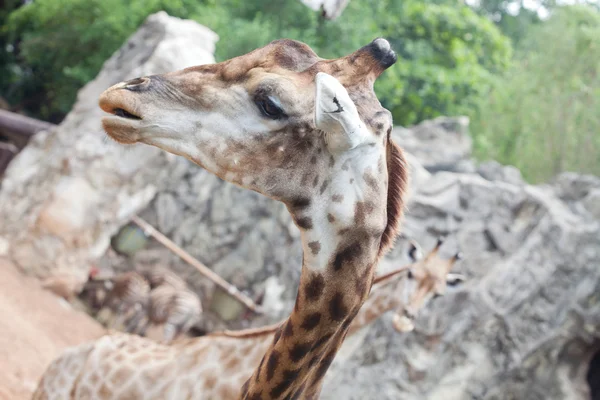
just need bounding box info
[392,116,474,173]
[0,12,218,280]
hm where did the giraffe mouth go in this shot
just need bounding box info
[112,107,142,120]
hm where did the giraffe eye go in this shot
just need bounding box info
[256,96,285,119]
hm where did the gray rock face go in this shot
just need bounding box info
[393,116,474,173]
[0,12,218,279]
[321,172,600,400]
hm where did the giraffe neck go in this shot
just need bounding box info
[242,143,389,399]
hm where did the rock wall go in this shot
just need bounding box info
[0,12,218,281]
[321,154,600,399]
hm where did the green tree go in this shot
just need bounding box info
[1,0,511,128]
[470,5,600,182]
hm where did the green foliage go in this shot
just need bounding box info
[470,5,600,182]
[2,0,214,121]
[373,1,512,125]
[1,0,510,127]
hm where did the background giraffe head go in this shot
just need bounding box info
[392,237,465,332]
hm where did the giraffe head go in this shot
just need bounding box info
[392,237,465,332]
[100,38,407,256]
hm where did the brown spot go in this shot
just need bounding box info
[308,241,321,255]
[241,379,250,395]
[113,367,134,386]
[295,216,313,230]
[327,213,335,223]
[99,384,113,398]
[354,201,375,225]
[290,383,307,400]
[246,392,262,400]
[289,342,311,362]
[331,242,363,271]
[332,194,343,203]
[273,325,283,345]
[283,320,294,338]
[312,175,319,187]
[256,355,266,383]
[319,179,329,195]
[300,312,322,331]
[364,172,379,191]
[338,227,351,235]
[313,351,336,384]
[329,292,348,321]
[205,373,217,389]
[341,160,350,171]
[225,354,240,369]
[270,368,300,398]
[310,155,317,164]
[266,350,280,382]
[304,274,325,301]
[290,197,311,211]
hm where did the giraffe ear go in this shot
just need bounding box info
[314,72,371,152]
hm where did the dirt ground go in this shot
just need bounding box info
[0,258,104,400]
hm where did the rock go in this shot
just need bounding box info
[478,160,524,186]
[322,160,600,400]
[583,188,600,219]
[392,116,472,173]
[0,12,218,277]
[552,172,600,202]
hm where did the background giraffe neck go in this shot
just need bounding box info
[346,270,406,335]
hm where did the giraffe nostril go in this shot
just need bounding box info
[123,77,150,91]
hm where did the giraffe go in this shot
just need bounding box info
[96,37,405,399]
[33,238,464,399]
[368,237,465,333]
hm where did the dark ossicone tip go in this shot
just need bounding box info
[367,38,397,69]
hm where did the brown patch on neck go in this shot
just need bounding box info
[378,139,409,256]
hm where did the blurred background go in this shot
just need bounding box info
[0,1,599,399]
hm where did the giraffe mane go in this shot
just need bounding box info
[378,138,410,257]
